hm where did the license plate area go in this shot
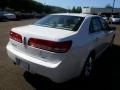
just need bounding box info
[15,58,30,71]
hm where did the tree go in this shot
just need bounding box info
[72,6,76,13]
[76,7,82,13]
[71,6,82,13]
[105,4,113,8]
[0,0,67,13]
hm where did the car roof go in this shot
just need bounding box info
[51,13,98,18]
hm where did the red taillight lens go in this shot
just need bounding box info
[9,31,22,43]
[28,38,72,53]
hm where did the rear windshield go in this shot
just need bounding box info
[33,15,84,31]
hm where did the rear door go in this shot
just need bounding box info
[99,18,114,45]
[89,17,107,54]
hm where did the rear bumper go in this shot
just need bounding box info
[6,43,82,83]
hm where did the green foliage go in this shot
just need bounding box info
[105,4,113,8]
[70,6,82,13]
[0,0,67,13]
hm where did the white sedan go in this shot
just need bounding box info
[6,13,116,83]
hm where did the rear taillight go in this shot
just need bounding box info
[28,38,72,53]
[9,31,22,43]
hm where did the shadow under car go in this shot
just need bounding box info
[24,44,120,90]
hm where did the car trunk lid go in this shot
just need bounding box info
[9,25,74,63]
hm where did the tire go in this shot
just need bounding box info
[81,54,95,79]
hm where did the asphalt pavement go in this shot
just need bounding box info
[0,19,119,90]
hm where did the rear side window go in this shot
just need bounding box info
[89,17,103,33]
[99,18,110,30]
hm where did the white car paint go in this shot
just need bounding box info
[6,13,115,83]
[11,25,76,41]
[111,15,120,23]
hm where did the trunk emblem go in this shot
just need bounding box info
[23,37,27,48]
